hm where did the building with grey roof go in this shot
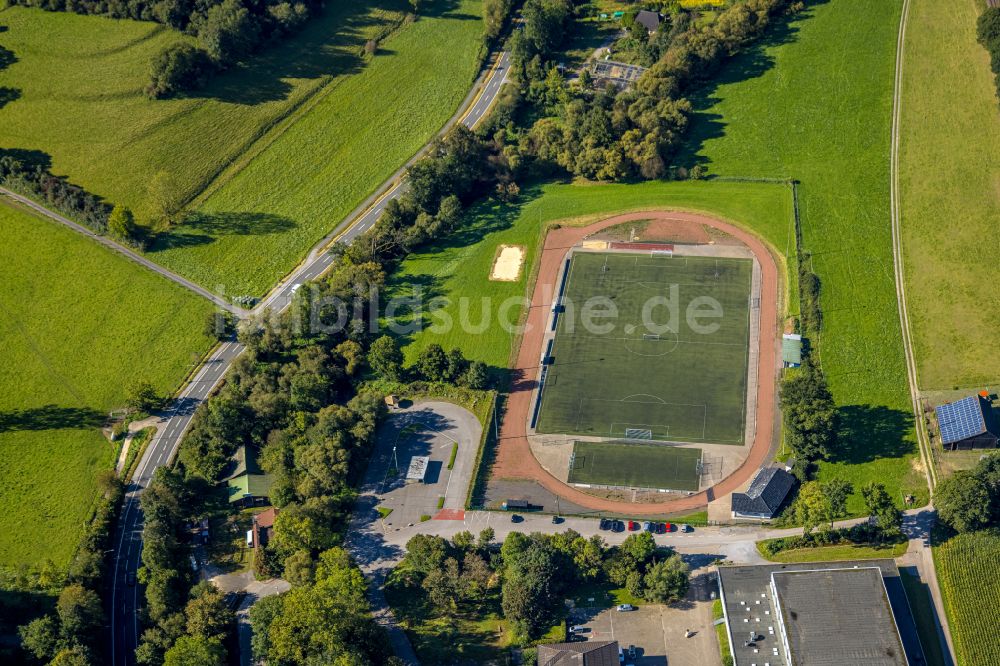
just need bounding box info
[716,560,926,666]
[730,466,795,519]
[537,640,619,666]
[634,10,661,34]
[934,394,999,450]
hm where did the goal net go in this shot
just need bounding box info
[642,333,661,341]
[651,249,674,257]
[624,428,653,440]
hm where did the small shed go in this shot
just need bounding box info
[406,456,429,483]
[385,394,400,409]
[782,333,803,368]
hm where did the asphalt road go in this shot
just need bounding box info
[106,51,510,666]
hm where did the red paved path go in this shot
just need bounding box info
[493,212,780,515]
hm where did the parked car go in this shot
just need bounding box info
[510,514,523,523]
[628,645,637,659]
[616,604,636,612]
[655,522,666,534]
[599,518,611,531]
[663,522,673,532]
[618,645,625,663]
[126,571,136,586]
[627,520,639,531]
[681,523,693,532]
[642,521,653,532]
[612,520,626,533]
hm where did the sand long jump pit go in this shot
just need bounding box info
[490,244,525,281]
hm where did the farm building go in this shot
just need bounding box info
[934,395,1000,450]
[716,560,925,666]
[537,640,620,666]
[730,466,795,520]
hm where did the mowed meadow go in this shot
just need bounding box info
[0,0,486,297]
[898,0,1000,390]
[680,0,927,510]
[0,202,212,568]
[385,179,795,368]
[161,0,486,297]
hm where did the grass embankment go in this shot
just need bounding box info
[681,0,927,512]
[0,1,485,298]
[755,539,907,563]
[154,0,486,297]
[713,599,733,666]
[386,179,795,368]
[0,202,212,568]
[898,0,1000,390]
[934,530,1000,666]
[0,3,402,221]
[899,568,947,666]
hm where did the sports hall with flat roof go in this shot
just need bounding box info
[535,251,752,447]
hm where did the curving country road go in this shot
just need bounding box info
[105,50,510,666]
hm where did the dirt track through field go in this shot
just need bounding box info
[493,211,780,515]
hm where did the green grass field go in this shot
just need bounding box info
[681,0,928,512]
[0,3,402,220]
[0,202,213,568]
[899,569,947,666]
[384,179,795,370]
[0,1,484,298]
[934,530,1000,666]
[568,441,701,491]
[898,0,1000,390]
[536,252,751,443]
[150,0,485,297]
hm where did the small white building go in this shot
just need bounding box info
[406,456,429,484]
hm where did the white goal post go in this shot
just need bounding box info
[651,249,674,257]
[624,428,653,440]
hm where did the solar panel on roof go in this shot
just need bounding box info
[935,397,986,444]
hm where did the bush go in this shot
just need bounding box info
[146,43,215,99]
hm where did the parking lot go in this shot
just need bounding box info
[567,572,719,665]
[363,401,482,528]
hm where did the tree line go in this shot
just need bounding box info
[0,155,112,236]
[391,528,689,643]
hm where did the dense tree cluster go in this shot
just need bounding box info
[133,467,230,666]
[0,155,111,235]
[780,361,837,462]
[936,454,1000,534]
[393,528,689,641]
[488,0,796,182]
[248,548,396,666]
[978,7,1000,102]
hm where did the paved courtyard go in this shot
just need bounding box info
[568,570,720,665]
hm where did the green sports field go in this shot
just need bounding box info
[535,251,751,443]
[568,441,701,491]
